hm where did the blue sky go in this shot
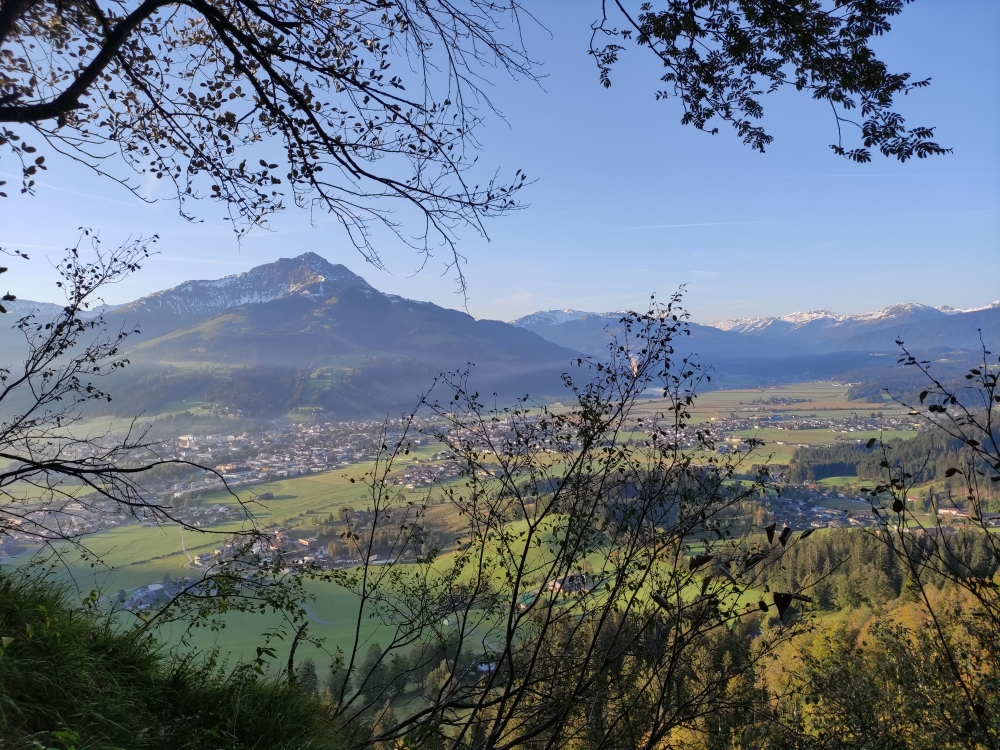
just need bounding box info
[2,1,998,324]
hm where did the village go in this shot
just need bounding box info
[0,411,952,571]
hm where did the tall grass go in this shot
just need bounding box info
[0,571,345,749]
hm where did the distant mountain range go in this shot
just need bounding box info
[5,253,997,418]
[512,300,1000,358]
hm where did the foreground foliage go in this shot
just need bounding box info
[0,571,343,750]
[316,297,813,750]
[774,590,999,750]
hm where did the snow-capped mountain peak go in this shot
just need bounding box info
[711,302,950,333]
[711,316,777,333]
[510,309,592,328]
[510,309,636,330]
[118,252,375,317]
[779,309,844,325]
[711,310,844,334]
[937,300,1000,315]
[853,302,941,323]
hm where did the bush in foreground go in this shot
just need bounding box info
[0,571,342,750]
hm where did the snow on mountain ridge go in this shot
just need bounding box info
[511,309,632,329]
[2,298,120,320]
[6,254,436,329]
[852,302,940,322]
[518,306,917,334]
[937,300,1000,315]
[712,310,844,332]
[780,309,845,325]
[118,252,375,317]
[2,299,70,319]
[512,309,592,328]
[711,317,766,332]
[712,302,948,332]
[711,317,777,333]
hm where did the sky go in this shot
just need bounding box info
[1,1,998,325]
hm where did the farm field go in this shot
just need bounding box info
[817,475,868,488]
[691,381,907,417]
[638,381,920,464]
[31,521,390,672]
[156,577,387,676]
[23,452,462,670]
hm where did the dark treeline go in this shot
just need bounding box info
[81,365,301,419]
[787,430,968,483]
[843,356,980,404]
[61,366,220,419]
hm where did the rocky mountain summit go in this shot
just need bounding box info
[110,253,376,335]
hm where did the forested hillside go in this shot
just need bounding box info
[787,430,974,485]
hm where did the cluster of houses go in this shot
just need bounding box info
[0,499,149,558]
[166,421,436,488]
[0,418,446,558]
[754,482,1000,533]
[391,452,462,488]
[708,412,922,434]
[117,579,187,611]
[0,497,252,560]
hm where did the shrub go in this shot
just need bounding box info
[0,571,344,749]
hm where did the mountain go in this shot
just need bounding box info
[0,298,121,359]
[90,254,580,417]
[708,303,952,351]
[709,302,999,353]
[106,253,380,340]
[2,299,69,319]
[514,309,597,329]
[842,306,1000,352]
[511,309,802,363]
[512,310,627,356]
[513,301,999,387]
[0,298,118,320]
[7,256,996,417]
[515,301,998,358]
[937,301,1000,315]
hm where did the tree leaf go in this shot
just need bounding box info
[689,554,714,571]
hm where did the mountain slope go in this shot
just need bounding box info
[842,306,1000,352]
[100,254,581,417]
[8,257,996,416]
[107,253,377,340]
[511,310,807,360]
